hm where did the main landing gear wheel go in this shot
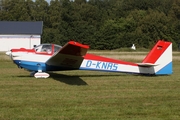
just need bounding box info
[34,72,50,78]
[30,70,50,78]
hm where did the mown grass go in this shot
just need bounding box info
[0,52,180,120]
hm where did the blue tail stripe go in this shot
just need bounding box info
[156,62,173,75]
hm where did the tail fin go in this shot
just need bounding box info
[142,40,172,75]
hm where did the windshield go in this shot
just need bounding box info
[34,44,62,54]
[54,44,62,53]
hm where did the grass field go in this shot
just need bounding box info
[0,52,180,120]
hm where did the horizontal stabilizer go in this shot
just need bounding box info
[137,63,159,67]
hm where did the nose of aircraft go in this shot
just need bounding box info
[6,50,12,56]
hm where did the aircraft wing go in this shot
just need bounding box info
[46,41,89,70]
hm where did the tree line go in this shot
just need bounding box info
[0,0,180,50]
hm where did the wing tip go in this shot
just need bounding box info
[69,40,89,49]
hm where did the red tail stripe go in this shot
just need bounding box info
[142,40,171,63]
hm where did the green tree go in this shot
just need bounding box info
[133,10,173,48]
[0,0,179,49]
[0,0,32,20]
[96,18,136,50]
[31,0,49,21]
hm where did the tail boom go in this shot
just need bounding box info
[80,40,172,75]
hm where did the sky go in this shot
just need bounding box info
[37,0,88,4]
[32,0,51,3]
[32,0,67,4]
[45,0,51,3]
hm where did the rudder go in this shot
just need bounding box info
[142,40,172,75]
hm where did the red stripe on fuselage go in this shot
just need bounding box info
[11,48,34,52]
[84,53,138,66]
[11,48,53,56]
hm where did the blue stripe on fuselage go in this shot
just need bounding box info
[13,60,46,71]
[13,60,78,71]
